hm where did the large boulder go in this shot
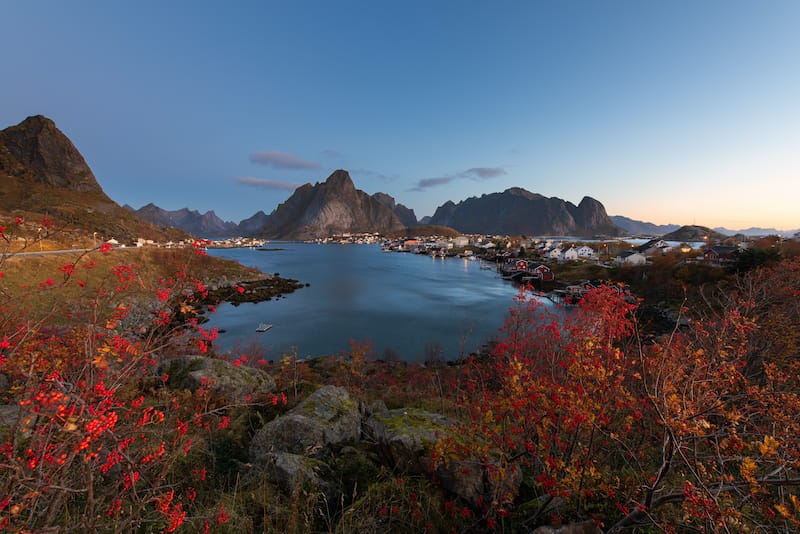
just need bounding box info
[365,408,521,507]
[364,408,452,473]
[262,451,328,495]
[249,385,360,463]
[156,355,276,402]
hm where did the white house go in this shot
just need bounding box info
[560,247,579,262]
[453,236,469,248]
[576,245,596,259]
[614,251,647,266]
[547,247,563,260]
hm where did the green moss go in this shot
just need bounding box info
[374,409,449,446]
[296,387,357,420]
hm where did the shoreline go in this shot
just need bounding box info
[202,275,307,307]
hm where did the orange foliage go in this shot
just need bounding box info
[442,264,800,531]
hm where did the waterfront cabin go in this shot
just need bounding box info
[528,263,554,281]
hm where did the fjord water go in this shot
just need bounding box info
[206,244,538,361]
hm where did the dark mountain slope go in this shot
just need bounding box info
[429,187,622,236]
[0,115,187,242]
[257,170,406,239]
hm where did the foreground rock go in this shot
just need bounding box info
[260,451,329,496]
[156,355,276,402]
[365,407,521,507]
[249,385,360,463]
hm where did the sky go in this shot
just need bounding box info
[2,1,799,231]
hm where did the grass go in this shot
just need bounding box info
[0,246,263,318]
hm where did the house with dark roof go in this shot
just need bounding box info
[636,239,672,255]
[703,245,739,265]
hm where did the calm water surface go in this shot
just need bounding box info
[206,244,548,361]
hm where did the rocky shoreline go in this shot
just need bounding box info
[203,275,307,307]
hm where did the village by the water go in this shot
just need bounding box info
[202,230,749,307]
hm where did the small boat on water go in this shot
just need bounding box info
[256,323,273,333]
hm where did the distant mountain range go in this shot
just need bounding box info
[429,188,623,237]
[125,204,238,238]
[6,115,795,242]
[0,115,188,242]
[611,216,798,238]
[713,226,799,238]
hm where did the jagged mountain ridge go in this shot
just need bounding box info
[127,204,273,238]
[128,203,238,238]
[0,115,188,242]
[429,187,623,236]
[371,192,417,227]
[257,170,406,240]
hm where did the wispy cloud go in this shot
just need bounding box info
[234,176,304,192]
[465,167,507,179]
[351,168,399,183]
[321,148,342,159]
[249,150,320,170]
[417,176,455,189]
[409,166,507,191]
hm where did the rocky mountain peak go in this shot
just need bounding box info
[323,169,356,193]
[504,187,542,201]
[0,115,191,242]
[572,196,620,235]
[257,169,406,239]
[0,115,102,194]
[429,190,623,236]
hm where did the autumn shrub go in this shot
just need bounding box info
[0,225,283,532]
[438,262,800,532]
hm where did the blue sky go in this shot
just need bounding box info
[2,1,799,230]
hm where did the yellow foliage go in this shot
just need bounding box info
[758,436,780,457]
[775,503,790,519]
[740,457,757,485]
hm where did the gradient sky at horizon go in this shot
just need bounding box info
[2,1,799,230]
